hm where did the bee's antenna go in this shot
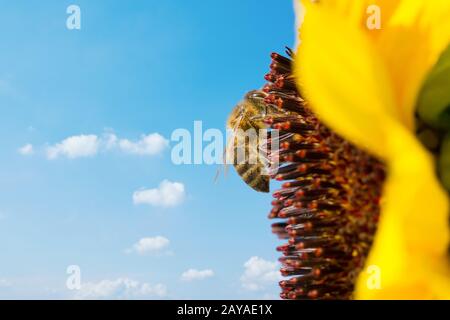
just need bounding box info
[285,47,295,58]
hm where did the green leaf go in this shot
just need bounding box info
[417,44,450,131]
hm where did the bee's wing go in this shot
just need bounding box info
[216,93,294,183]
[214,112,245,184]
[214,145,231,183]
[234,104,294,176]
[256,131,295,176]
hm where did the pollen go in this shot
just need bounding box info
[264,50,386,300]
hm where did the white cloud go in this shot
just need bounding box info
[103,132,118,150]
[181,269,214,282]
[18,144,34,156]
[39,131,168,159]
[46,135,99,159]
[0,279,12,288]
[133,180,185,208]
[117,133,169,156]
[73,278,167,300]
[127,236,170,255]
[240,257,281,291]
[261,293,279,300]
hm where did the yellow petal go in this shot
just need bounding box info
[295,2,399,159]
[297,0,450,131]
[295,0,450,299]
[355,122,450,299]
[297,0,401,37]
[375,0,450,129]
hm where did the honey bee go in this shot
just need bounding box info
[226,90,281,193]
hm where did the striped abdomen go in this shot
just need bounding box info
[234,162,269,193]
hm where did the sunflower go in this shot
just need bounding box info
[266,50,387,299]
[292,0,450,299]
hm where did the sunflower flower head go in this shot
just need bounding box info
[293,0,450,299]
[265,51,386,299]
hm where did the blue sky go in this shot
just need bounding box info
[0,0,295,299]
